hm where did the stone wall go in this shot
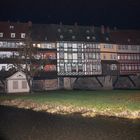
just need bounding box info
[113,75,140,89]
[62,76,140,90]
[73,76,113,90]
[32,79,58,91]
[32,76,140,91]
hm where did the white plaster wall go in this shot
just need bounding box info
[7,79,29,93]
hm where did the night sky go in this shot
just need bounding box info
[0,0,140,29]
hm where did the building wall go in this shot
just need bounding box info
[57,42,102,76]
[7,79,29,93]
[100,43,117,60]
[117,45,140,75]
[44,79,58,90]
[32,79,58,91]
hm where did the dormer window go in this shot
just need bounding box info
[128,38,130,42]
[72,35,76,39]
[21,33,26,38]
[106,37,109,41]
[86,30,90,33]
[92,36,96,40]
[86,36,90,40]
[69,29,73,33]
[60,35,64,39]
[10,25,14,29]
[0,33,3,38]
[57,28,61,33]
[11,33,15,38]
[45,36,47,40]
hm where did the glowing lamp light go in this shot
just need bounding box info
[37,44,41,48]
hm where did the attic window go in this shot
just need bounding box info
[92,36,96,40]
[106,37,109,41]
[60,35,64,39]
[37,44,41,48]
[86,30,90,33]
[128,38,130,42]
[0,33,3,38]
[45,37,47,40]
[69,29,73,33]
[21,33,26,38]
[72,35,76,39]
[10,25,14,29]
[11,33,15,38]
[57,28,61,32]
[86,36,90,40]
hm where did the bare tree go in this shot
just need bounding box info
[15,30,38,93]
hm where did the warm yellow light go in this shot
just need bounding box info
[37,44,40,48]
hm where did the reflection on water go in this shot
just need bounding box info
[0,106,140,140]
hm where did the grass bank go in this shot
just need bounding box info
[0,90,140,119]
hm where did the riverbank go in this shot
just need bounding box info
[0,90,140,119]
[1,106,139,140]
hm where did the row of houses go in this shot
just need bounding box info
[0,21,140,93]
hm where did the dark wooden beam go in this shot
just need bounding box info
[127,76,136,87]
[95,76,103,87]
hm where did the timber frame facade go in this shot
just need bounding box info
[0,21,140,90]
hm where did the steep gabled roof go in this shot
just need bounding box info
[110,30,140,45]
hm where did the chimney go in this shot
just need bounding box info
[101,25,105,34]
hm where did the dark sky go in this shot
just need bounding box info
[0,0,140,29]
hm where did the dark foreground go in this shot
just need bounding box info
[0,106,140,140]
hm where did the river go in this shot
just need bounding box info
[0,106,139,140]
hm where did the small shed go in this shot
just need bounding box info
[6,71,30,93]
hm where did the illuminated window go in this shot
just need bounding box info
[110,64,117,70]
[78,64,83,72]
[33,44,36,47]
[72,63,76,72]
[57,28,61,32]
[67,64,71,72]
[45,37,47,40]
[72,35,76,39]
[92,36,96,40]
[37,44,41,48]
[10,25,14,29]
[60,35,64,39]
[86,36,90,40]
[86,30,90,33]
[21,33,26,38]
[0,33,3,37]
[59,52,64,59]
[60,66,64,73]
[106,37,109,41]
[11,33,15,38]
[69,29,73,33]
